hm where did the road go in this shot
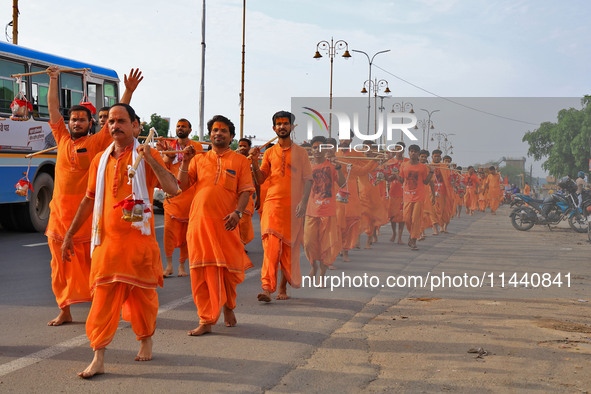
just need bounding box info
[0,205,590,392]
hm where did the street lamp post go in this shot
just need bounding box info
[314,38,351,138]
[414,109,439,149]
[420,108,440,150]
[431,132,455,156]
[351,49,390,137]
[391,101,414,141]
[361,79,390,141]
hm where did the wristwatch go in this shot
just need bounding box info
[234,210,243,219]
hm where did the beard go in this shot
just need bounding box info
[177,131,190,139]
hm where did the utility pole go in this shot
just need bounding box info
[239,0,246,139]
[198,0,206,140]
[12,0,18,45]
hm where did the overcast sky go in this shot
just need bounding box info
[12,0,590,176]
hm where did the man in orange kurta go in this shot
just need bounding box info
[236,138,257,247]
[418,150,435,239]
[250,111,312,302]
[62,103,179,378]
[158,118,203,277]
[484,166,502,214]
[384,143,409,244]
[177,115,254,336]
[335,140,370,261]
[45,66,142,326]
[394,144,434,251]
[358,142,382,248]
[464,166,480,215]
[304,136,346,279]
[430,150,453,233]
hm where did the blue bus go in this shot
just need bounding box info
[0,42,119,232]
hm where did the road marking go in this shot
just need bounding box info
[0,267,261,377]
[155,225,164,229]
[23,242,48,247]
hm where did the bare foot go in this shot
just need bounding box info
[342,251,351,262]
[327,264,336,270]
[163,263,174,278]
[48,307,72,326]
[178,263,188,277]
[78,348,105,379]
[276,292,289,300]
[308,261,318,278]
[257,290,272,302]
[397,236,404,244]
[223,306,237,327]
[364,239,372,249]
[389,235,396,242]
[188,324,212,336]
[276,276,289,299]
[135,337,153,361]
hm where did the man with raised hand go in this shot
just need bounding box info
[45,66,142,326]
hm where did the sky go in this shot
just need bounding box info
[11,0,591,176]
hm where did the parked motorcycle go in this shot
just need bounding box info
[509,178,585,232]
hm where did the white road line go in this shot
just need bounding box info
[155,225,164,229]
[23,242,48,247]
[0,267,261,377]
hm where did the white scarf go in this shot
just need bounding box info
[91,139,151,254]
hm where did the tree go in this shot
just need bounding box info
[141,113,170,137]
[522,96,591,178]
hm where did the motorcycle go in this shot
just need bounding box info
[509,178,586,232]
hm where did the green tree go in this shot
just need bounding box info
[141,113,170,137]
[522,96,591,177]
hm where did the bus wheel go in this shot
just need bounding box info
[21,172,54,232]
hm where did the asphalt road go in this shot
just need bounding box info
[0,206,589,392]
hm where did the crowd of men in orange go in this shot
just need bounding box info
[42,66,506,378]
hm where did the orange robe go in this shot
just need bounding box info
[485,173,501,212]
[239,193,255,245]
[85,145,165,350]
[422,181,435,232]
[336,150,375,250]
[385,157,409,223]
[431,164,453,227]
[464,173,479,211]
[186,149,254,325]
[358,161,384,236]
[46,118,112,309]
[478,177,487,211]
[259,143,312,293]
[304,160,340,265]
[399,161,431,239]
[162,140,203,261]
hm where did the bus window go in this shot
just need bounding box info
[31,65,49,118]
[103,81,117,107]
[0,59,27,115]
[87,83,97,109]
[60,73,83,116]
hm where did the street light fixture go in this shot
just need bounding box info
[391,101,414,141]
[419,108,440,150]
[361,79,390,141]
[351,49,390,137]
[313,37,351,137]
